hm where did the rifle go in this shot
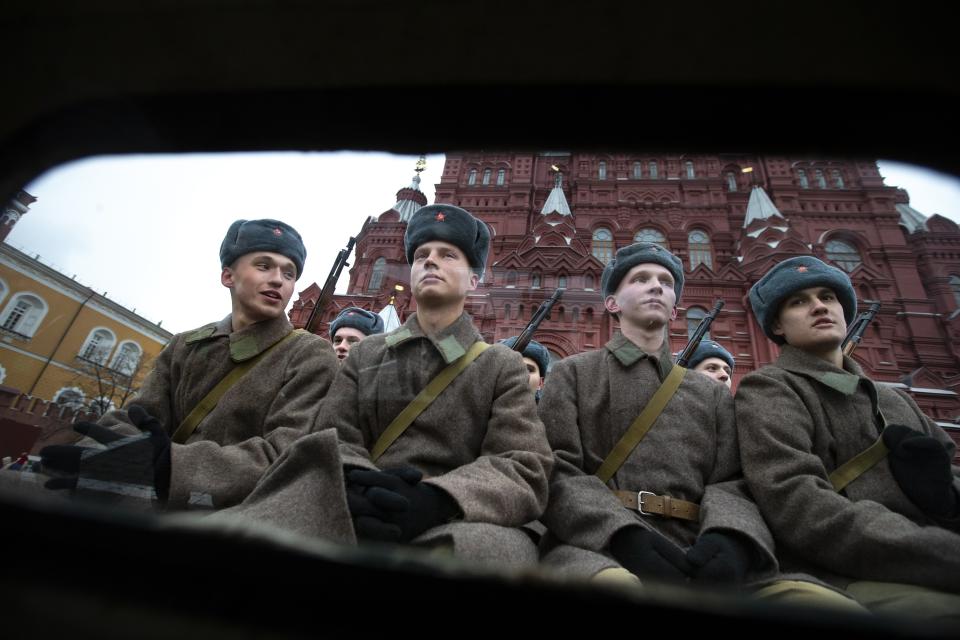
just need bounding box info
[676,299,725,367]
[841,301,881,357]
[303,235,357,335]
[512,287,564,354]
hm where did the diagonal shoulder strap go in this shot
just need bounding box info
[371,341,490,462]
[171,329,306,444]
[595,364,687,483]
[828,437,889,492]
[828,378,889,492]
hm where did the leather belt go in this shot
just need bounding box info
[613,490,700,522]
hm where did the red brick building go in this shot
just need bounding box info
[291,153,960,430]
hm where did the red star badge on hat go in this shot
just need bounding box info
[796,265,808,272]
[435,212,446,222]
[273,227,283,236]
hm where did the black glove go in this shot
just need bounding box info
[344,467,406,542]
[609,526,693,583]
[346,466,461,543]
[40,404,172,504]
[686,531,755,584]
[882,424,959,520]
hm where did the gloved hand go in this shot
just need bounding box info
[346,466,460,543]
[344,467,404,541]
[40,404,172,504]
[686,531,755,584]
[609,526,693,583]
[882,424,959,520]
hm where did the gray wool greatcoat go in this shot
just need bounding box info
[736,345,960,594]
[331,312,552,560]
[98,313,339,510]
[538,332,777,580]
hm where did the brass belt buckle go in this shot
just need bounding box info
[637,491,655,515]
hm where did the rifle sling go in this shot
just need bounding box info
[172,329,305,445]
[371,341,490,462]
[595,364,687,483]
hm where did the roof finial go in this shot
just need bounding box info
[551,164,562,188]
[415,154,427,174]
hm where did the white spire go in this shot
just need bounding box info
[541,170,572,216]
[896,203,928,233]
[743,185,784,228]
[394,173,424,222]
[391,155,429,222]
[378,301,401,332]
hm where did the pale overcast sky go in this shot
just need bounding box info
[9,153,960,335]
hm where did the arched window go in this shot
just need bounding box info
[80,328,117,363]
[797,168,809,189]
[649,160,659,179]
[832,169,845,189]
[951,275,960,308]
[0,277,7,305]
[1,293,48,337]
[633,162,642,178]
[482,168,492,185]
[583,274,595,290]
[558,274,568,288]
[572,307,580,324]
[815,169,827,189]
[592,227,615,265]
[111,341,142,375]
[496,169,506,186]
[685,161,696,179]
[368,257,386,291]
[726,171,737,192]
[503,303,511,319]
[688,230,712,270]
[687,307,709,339]
[634,228,668,249]
[531,272,542,289]
[53,387,86,410]
[598,161,607,180]
[467,169,477,185]
[825,239,861,272]
[505,269,517,287]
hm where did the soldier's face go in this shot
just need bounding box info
[333,326,366,362]
[604,263,678,329]
[410,240,478,307]
[522,356,544,394]
[773,286,847,351]
[694,357,732,388]
[221,252,296,324]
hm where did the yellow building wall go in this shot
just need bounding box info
[0,261,168,406]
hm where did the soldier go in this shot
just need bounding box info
[686,339,734,389]
[329,306,384,363]
[499,336,551,401]
[40,219,339,511]
[232,204,552,564]
[538,242,778,588]
[738,256,960,617]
